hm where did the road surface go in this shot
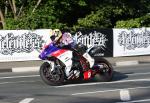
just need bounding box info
[0,64,150,103]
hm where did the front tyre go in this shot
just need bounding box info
[40,62,65,86]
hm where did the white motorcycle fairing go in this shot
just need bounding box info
[47,47,95,77]
[83,52,95,68]
[83,46,95,68]
[51,49,73,76]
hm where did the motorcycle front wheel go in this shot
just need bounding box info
[40,62,65,86]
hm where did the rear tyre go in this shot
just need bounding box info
[40,62,65,86]
[93,58,113,82]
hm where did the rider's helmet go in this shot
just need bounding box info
[50,29,62,42]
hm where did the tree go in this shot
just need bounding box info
[0,0,6,29]
[0,9,5,29]
[4,0,89,29]
[0,0,150,30]
[74,0,150,29]
[115,14,150,28]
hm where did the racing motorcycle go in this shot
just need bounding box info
[39,42,113,86]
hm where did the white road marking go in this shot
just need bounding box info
[116,61,138,66]
[0,75,39,79]
[125,72,150,76]
[71,86,150,95]
[120,89,131,101]
[19,98,34,103]
[0,80,40,85]
[0,71,149,80]
[12,66,39,72]
[0,72,149,86]
[56,78,150,88]
[116,99,150,103]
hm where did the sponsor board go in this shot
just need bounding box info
[74,29,113,57]
[0,29,51,62]
[113,27,150,57]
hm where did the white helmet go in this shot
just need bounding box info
[50,29,62,41]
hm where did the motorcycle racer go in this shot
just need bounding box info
[39,29,113,85]
[50,29,76,49]
[49,29,87,78]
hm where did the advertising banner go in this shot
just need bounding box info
[0,29,51,62]
[113,27,150,57]
[74,29,113,57]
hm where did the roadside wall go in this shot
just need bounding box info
[0,27,150,62]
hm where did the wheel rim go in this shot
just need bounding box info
[98,63,112,76]
[43,64,61,82]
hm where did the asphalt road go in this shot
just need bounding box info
[0,64,150,103]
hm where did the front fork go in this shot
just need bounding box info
[44,60,63,75]
[44,60,54,71]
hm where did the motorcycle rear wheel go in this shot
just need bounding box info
[40,62,65,86]
[94,58,113,82]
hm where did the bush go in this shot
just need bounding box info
[115,14,150,28]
